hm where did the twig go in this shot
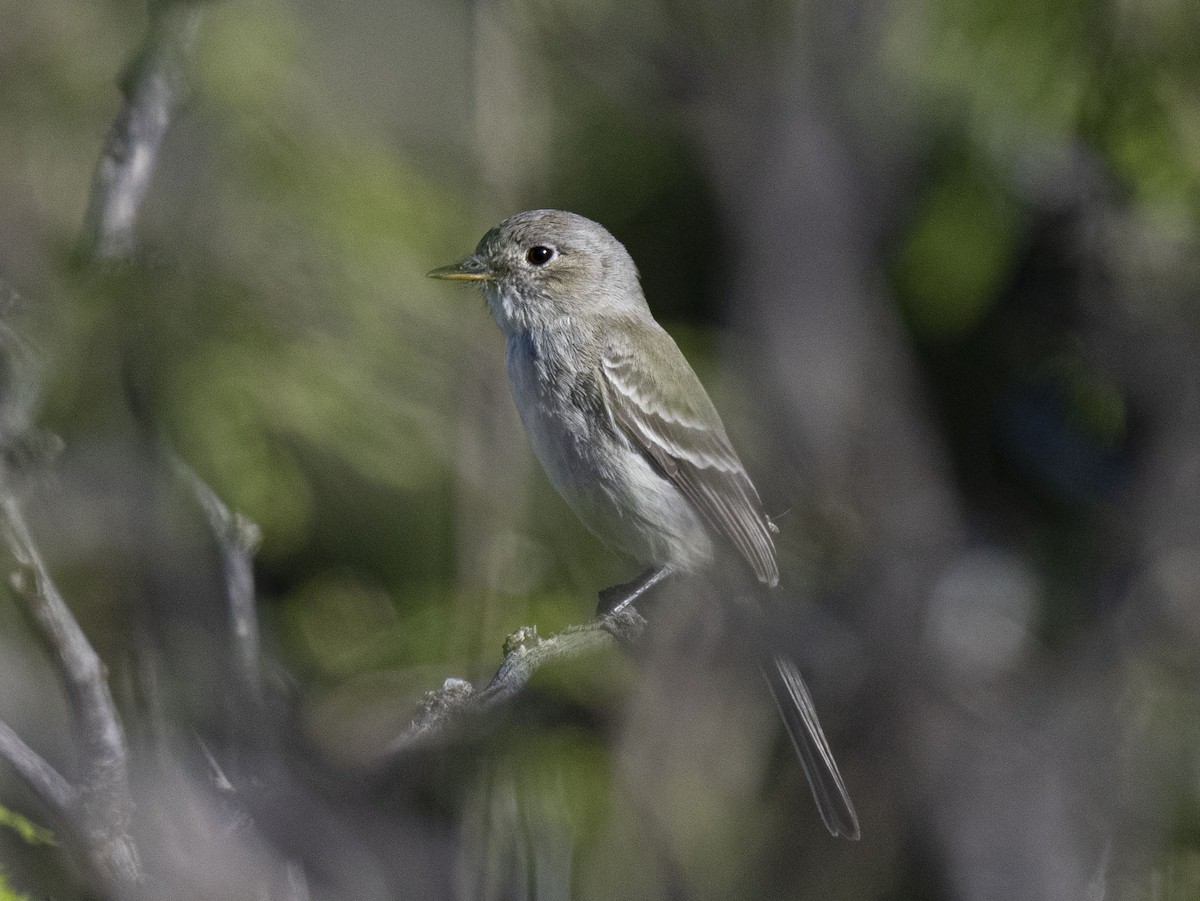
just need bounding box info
[0,2,213,892]
[393,608,646,750]
[78,0,207,262]
[173,457,265,706]
[75,0,264,714]
[0,720,74,815]
[0,497,141,891]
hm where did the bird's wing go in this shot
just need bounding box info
[600,325,779,586]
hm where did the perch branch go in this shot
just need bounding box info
[393,608,646,751]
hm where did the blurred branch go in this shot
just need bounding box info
[78,0,207,262]
[0,720,74,816]
[174,456,265,707]
[0,0,217,895]
[72,0,264,711]
[0,497,141,893]
[393,609,646,750]
[75,0,265,718]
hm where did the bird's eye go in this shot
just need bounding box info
[525,245,556,266]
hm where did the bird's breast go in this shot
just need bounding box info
[505,330,602,495]
[503,329,713,570]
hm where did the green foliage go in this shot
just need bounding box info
[2,0,1199,893]
[85,0,484,568]
[0,806,55,848]
[893,160,1019,339]
[0,806,52,901]
[1043,349,1127,448]
[281,571,456,678]
[0,871,33,901]
[884,0,1092,134]
[887,0,1200,231]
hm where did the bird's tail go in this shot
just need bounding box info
[760,655,860,840]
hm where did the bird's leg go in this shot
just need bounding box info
[596,565,673,616]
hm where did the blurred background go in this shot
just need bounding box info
[0,0,1198,897]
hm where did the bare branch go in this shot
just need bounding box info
[0,1,218,894]
[73,0,263,715]
[0,719,74,815]
[0,497,141,891]
[393,609,646,751]
[77,0,206,262]
[173,457,265,706]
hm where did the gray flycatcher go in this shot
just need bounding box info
[429,209,859,839]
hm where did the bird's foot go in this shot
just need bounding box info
[596,565,673,617]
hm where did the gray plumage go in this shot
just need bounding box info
[441,209,777,582]
[430,209,858,839]
[763,656,860,838]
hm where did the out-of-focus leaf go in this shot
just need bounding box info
[893,165,1019,339]
[0,871,32,901]
[0,805,55,847]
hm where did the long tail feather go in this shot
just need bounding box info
[761,655,860,839]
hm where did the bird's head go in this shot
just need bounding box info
[428,209,648,333]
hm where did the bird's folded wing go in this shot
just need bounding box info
[601,338,779,586]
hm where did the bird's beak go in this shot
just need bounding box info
[427,255,494,282]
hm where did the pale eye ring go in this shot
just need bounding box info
[525,245,556,266]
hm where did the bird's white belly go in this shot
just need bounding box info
[505,334,713,571]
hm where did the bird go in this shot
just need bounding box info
[429,209,859,839]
